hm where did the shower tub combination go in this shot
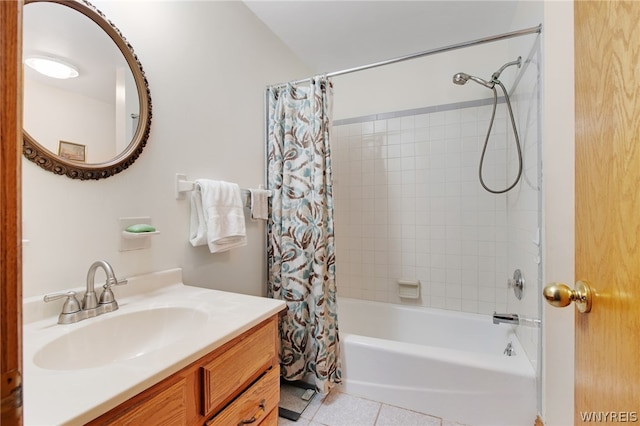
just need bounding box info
[338,298,536,426]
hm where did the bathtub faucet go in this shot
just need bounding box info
[492,312,519,325]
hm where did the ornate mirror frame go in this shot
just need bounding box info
[23,0,152,180]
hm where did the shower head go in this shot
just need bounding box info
[452,56,522,90]
[452,72,469,85]
[452,72,494,89]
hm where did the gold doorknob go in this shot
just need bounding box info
[543,280,593,313]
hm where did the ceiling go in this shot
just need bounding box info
[23,1,522,103]
[243,1,521,75]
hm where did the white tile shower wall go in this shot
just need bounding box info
[333,103,511,315]
[506,39,542,371]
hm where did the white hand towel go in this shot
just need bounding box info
[249,188,270,221]
[189,185,208,247]
[189,179,247,253]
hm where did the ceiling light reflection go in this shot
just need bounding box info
[25,56,79,79]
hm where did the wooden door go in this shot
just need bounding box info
[0,1,23,425]
[575,0,640,422]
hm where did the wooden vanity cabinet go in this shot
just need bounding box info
[87,315,280,426]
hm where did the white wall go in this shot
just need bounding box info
[541,1,575,425]
[333,41,509,120]
[22,1,310,298]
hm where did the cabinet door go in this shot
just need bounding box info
[205,366,279,426]
[201,320,276,416]
[87,377,187,425]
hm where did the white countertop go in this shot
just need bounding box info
[23,268,285,426]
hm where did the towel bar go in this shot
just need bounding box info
[175,173,272,201]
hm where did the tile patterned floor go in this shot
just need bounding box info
[278,385,469,426]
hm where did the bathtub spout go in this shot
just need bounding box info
[492,312,519,325]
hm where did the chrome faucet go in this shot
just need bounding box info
[44,260,127,324]
[84,260,119,309]
[492,312,520,325]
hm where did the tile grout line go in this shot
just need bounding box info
[372,400,383,425]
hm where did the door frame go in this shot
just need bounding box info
[541,1,576,425]
[0,1,24,425]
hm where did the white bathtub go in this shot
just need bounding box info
[338,297,536,426]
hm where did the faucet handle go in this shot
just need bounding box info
[98,278,127,306]
[44,291,82,314]
[105,278,128,288]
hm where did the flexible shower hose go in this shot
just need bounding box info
[478,79,523,194]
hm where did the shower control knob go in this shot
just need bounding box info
[508,269,524,300]
[543,280,593,313]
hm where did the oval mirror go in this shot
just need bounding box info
[23,0,152,180]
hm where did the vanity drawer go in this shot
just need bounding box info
[88,376,187,425]
[201,319,277,416]
[205,365,279,426]
[261,406,279,425]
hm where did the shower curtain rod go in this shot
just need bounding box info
[268,24,542,89]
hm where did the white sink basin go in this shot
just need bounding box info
[23,272,287,426]
[33,307,208,370]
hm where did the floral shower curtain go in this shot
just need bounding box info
[266,76,342,394]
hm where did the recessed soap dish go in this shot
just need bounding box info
[121,230,160,239]
[398,279,420,299]
[119,217,158,251]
